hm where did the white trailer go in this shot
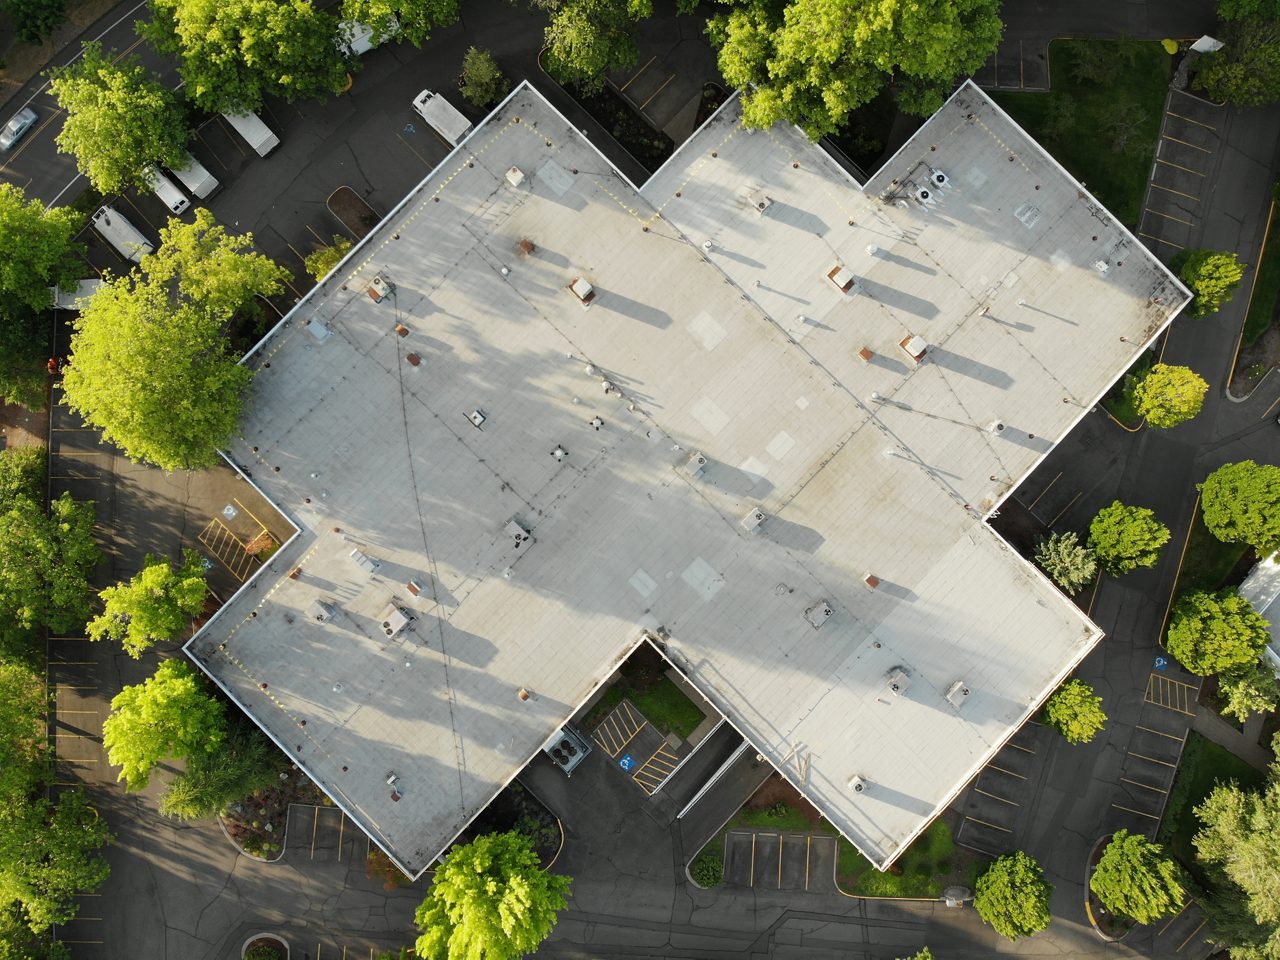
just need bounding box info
[221,110,280,157]
[143,164,190,214]
[412,90,472,147]
[49,278,104,310]
[170,150,220,199]
[339,17,397,56]
[91,206,153,263]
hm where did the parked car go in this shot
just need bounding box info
[0,107,37,151]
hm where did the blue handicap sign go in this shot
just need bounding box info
[618,754,635,772]
[1154,656,1169,671]
[403,122,416,135]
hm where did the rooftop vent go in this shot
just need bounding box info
[468,410,486,428]
[307,599,337,624]
[569,277,596,306]
[746,187,773,214]
[505,166,526,188]
[914,186,936,206]
[899,335,929,364]
[827,265,860,294]
[542,725,593,777]
[350,548,381,574]
[378,602,413,639]
[367,275,394,302]
[931,170,951,188]
[517,238,536,256]
[866,243,881,257]
[407,578,423,597]
[805,601,833,629]
[505,519,532,546]
[987,419,1005,434]
[1093,260,1111,276]
[863,573,880,589]
[848,775,867,794]
[682,451,707,477]
[405,353,421,367]
[303,318,331,342]
[740,506,766,532]
[886,666,911,696]
[1014,203,1042,228]
[858,346,874,363]
[946,679,971,708]
[551,446,568,462]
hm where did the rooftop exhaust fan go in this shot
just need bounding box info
[886,666,911,696]
[682,451,707,478]
[505,166,525,188]
[505,519,532,546]
[367,275,394,302]
[931,170,950,188]
[740,507,765,532]
[746,188,773,214]
[848,775,867,794]
[805,601,833,629]
[827,265,860,294]
[946,679,971,708]
[914,186,936,206]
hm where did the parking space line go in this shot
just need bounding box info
[1166,110,1216,130]
[617,56,656,92]
[638,75,675,112]
[1121,777,1168,793]
[974,787,1018,806]
[777,834,783,888]
[1004,741,1034,754]
[988,764,1026,779]
[963,815,1011,833]
[1163,134,1212,153]
[1139,232,1185,250]
[1112,803,1161,819]
[1128,750,1177,767]
[395,132,435,168]
[1145,674,1197,715]
[1149,182,1200,202]
[1048,490,1082,526]
[1136,724,1185,740]
[1158,901,1193,934]
[338,814,345,862]
[1154,157,1206,177]
[310,807,320,859]
[1025,471,1060,511]
[804,835,811,891]
[1178,919,1208,951]
[749,832,756,886]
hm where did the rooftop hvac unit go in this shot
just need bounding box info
[350,548,381,574]
[740,507,765,532]
[505,519,532,546]
[505,166,526,188]
[569,277,596,306]
[682,451,708,478]
[914,186,936,206]
[378,602,412,639]
[746,188,773,214]
[931,170,950,188]
[368,275,394,302]
[886,666,911,696]
[468,410,486,428]
[303,318,331,342]
[805,601,833,629]
[946,679,971,708]
[307,599,337,624]
[848,775,867,794]
[899,335,929,364]
[827,265,860,294]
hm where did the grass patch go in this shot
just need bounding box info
[690,834,724,887]
[1101,348,1156,427]
[992,39,1171,227]
[1173,505,1252,596]
[1243,198,1280,348]
[582,646,706,739]
[1158,731,1266,886]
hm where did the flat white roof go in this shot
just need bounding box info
[1239,554,1280,673]
[187,81,1190,876]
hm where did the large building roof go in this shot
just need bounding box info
[186,80,1190,876]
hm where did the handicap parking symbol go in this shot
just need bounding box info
[1154,655,1169,671]
[403,122,416,135]
[618,754,635,772]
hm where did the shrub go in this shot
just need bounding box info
[1174,248,1247,318]
[1088,501,1170,575]
[1034,531,1097,592]
[1043,679,1107,745]
[691,845,724,887]
[304,235,353,281]
[459,47,507,108]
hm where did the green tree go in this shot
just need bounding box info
[48,43,190,194]
[1042,679,1106,745]
[0,660,51,804]
[0,447,45,508]
[1134,364,1209,428]
[543,0,651,92]
[304,234,353,281]
[102,659,226,791]
[1194,15,1280,106]
[1195,777,1280,927]
[0,907,73,959]
[87,551,207,658]
[708,0,1003,140]
[1167,589,1270,676]
[1034,531,1097,592]
[0,185,83,315]
[1175,249,1248,318]
[414,831,571,960]
[143,0,350,113]
[458,47,508,108]
[1090,829,1183,924]
[1218,659,1280,722]
[1088,501,1171,575]
[1200,460,1280,556]
[974,851,1053,941]
[5,0,68,43]
[339,0,457,46]
[61,211,286,471]
[159,721,284,820]
[896,950,934,960]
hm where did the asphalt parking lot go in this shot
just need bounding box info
[590,698,693,796]
[1108,671,1197,836]
[973,38,1049,92]
[955,722,1052,857]
[1137,89,1225,260]
[723,830,837,893]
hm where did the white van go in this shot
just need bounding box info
[222,110,280,157]
[339,17,397,56]
[143,165,189,214]
[170,151,219,199]
[91,206,153,263]
[49,278,104,310]
[412,90,472,147]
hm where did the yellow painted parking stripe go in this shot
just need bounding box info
[988,764,1026,779]
[1178,919,1208,952]
[1139,232,1185,250]
[617,56,656,92]
[1167,110,1216,130]
[1155,156,1206,177]
[1158,901,1192,934]
[963,815,1011,833]
[749,833,756,886]
[1145,204,1195,224]
[1128,750,1177,767]
[804,835,811,891]
[1149,182,1200,201]
[1121,777,1168,793]
[1005,741,1034,754]
[1163,134,1212,153]
[1136,724,1184,740]
[1112,803,1160,820]
[975,787,1018,805]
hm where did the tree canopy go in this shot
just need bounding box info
[61,210,287,471]
[1034,531,1097,593]
[49,42,190,194]
[102,658,226,791]
[1088,501,1171,575]
[1090,829,1183,924]
[1176,249,1248,318]
[143,0,350,113]
[339,0,456,46]
[1043,679,1106,745]
[0,185,83,315]
[1195,12,1280,106]
[973,851,1053,941]
[304,235,353,282]
[458,46,508,108]
[708,0,1003,139]
[543,0,652,92]
[1196,776,1280,927]
[1200,460,1280,556]
[414,831,571,960]
[5,0,68,43]
[1218,659,1280,723]
[1167,589,1270,676]
[1134,364,1209,429]
[87,550,207,658]
[159,720,283,820]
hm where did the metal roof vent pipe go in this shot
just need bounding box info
[518,687,530,702]
[987,419,1005,435]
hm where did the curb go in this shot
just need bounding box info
[1084,834,1131,942]
[1225,197,1277,401]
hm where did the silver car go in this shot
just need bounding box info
[0,107,37,151]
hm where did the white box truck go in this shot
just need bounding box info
[49,278,103,310]
[412,90,472,147]
[222,110,280,157]
[339,17,397,56]
[143,165,190,214]
[170,151,219,199]
[91,206,153,263]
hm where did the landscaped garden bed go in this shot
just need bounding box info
[1172,503,1253,597]
[221,767,327,860]
[327,185,379,239]
[555,80,674,174]
[456,781,561,866]
[1101,347,1157,429]
[993,39,1172,227]
[825,89,900,176]
[582,644,706,739]
[694,82,729,129]
[1229,190,1280,397]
